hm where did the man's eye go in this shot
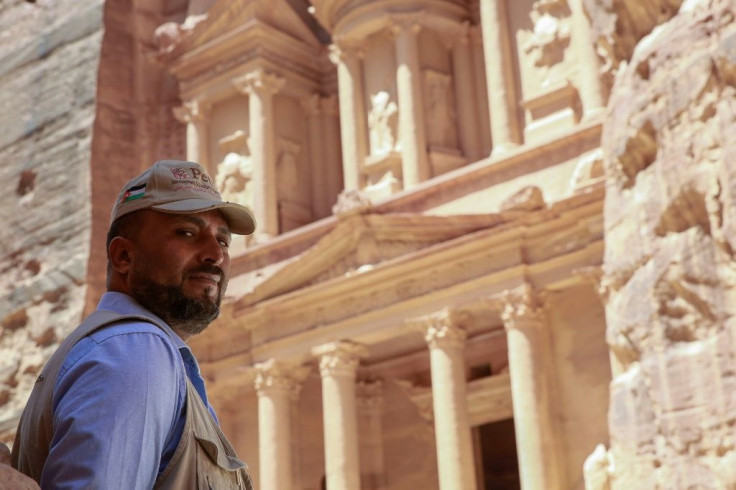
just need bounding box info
[219,239,230,248]
[178,229,195,237]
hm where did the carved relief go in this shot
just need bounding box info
[423,70,457,151]
[276,138,301,197]
[215,130,253,208]
[368,91,398,157]
[523,0,571,68]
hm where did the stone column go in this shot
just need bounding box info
[329,43,368,191]
[409,309,477,490]
[497,284,563,490]
[479,0,521,154]
[173,100,210,170]
[313,341,368,490]
[391,14,431,188]
[234,69,285,238]
[357,379,386,490]
[448,22,482,161]
[254,360,309,490]
[568,0,605,119]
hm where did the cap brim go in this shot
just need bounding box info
[152,199,256,235]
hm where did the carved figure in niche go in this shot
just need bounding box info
[523,0,571,68]
[423,70,457,150]
[215,130,253,208]
[276,139,301,198]
[368,91,398,157]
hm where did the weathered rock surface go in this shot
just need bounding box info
[601,0,736,487]
[0,0,103,441]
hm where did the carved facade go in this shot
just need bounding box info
[145,0,610,488]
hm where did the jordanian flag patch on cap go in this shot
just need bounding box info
[122,184,146,203]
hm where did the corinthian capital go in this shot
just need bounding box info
[313,340,368,378]
[389,11,425,36]
[490,283,545,328]
[407,308,472,349]
[172,100,210,123]
[254,359,311,397]
[233,68,285,96]
[328,40,364,65]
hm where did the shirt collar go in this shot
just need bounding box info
[96,291,189,351]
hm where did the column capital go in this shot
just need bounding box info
[438,20,472,50]
[389,12,425,36]
[233,68,285,96]
[490,283,546,328]
[313,340,368,378]
[407,308,472,349]
[356,379,384,414]
[172,100,210,123]
[328,40,365,65]
[254,359,311,397]
[301,93,323,117]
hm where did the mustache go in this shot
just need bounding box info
[187,265,225,280]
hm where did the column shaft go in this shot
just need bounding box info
[173,101,210,170]
[479,0,521,153]
[393,20,431,188]
[237,70,284,238]
[314,342,368,490]
[332,45,367,190]
[427,333,477,490]
[470,27,493,157]
[500,287,564,490]
[568,0,605,118]
[257,388,292,490]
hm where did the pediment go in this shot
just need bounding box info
[233,212,505,306]
[175,0,322,56]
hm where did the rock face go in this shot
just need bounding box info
[600,0,736,487]
[0,0,104,438]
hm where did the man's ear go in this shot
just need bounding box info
[108,236,134,275]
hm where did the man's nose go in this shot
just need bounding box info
[199,234,226,265]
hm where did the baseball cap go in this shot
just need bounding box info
[110,160,256,235]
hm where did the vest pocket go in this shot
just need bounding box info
[194,433,251,490]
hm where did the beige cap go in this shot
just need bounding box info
[110,160,256,235]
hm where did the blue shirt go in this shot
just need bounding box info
[43,292,217,489]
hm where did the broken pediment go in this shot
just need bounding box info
[160,0,323,60]
[234,212,506,306]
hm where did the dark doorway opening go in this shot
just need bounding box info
[475,418,521,490]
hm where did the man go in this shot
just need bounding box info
[11,160,255,489]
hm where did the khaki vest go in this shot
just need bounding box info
[12,310,253,490]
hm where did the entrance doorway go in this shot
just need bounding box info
[474,418,521,490]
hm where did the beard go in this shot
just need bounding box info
[130,264,227,337]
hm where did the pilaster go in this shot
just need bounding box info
[357,379,386,490]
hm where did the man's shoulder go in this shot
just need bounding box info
[85,315,173,344]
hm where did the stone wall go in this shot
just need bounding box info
[0,0,104,440]
[599,0,736,487]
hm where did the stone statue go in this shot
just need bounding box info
[368,91,398,157]
[423,71,456,149]
[216,152,253,206]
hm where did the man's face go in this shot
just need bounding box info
[126,209,232,337]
